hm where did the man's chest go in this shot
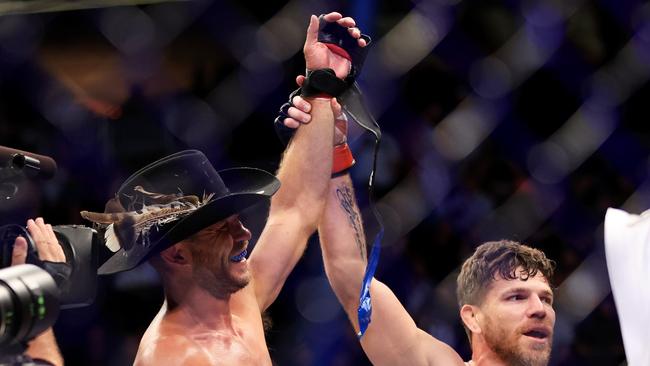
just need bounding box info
[190,324,272,365]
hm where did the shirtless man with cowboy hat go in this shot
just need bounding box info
[81,11,368,366]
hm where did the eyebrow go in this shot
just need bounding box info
[504,287,554,298]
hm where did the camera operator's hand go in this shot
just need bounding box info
[29,218,66,263]
[11,218,66,265]
[10,218,65,366]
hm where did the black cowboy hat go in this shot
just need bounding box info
[82,150,280,275]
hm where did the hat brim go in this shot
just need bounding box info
[97,167,280,275]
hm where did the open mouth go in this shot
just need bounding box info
[229,249,248,262]
[523,328,550,340]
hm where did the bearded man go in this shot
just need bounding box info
[82,11,368,365]
[280,93,557,366]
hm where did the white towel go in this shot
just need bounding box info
[604,207,650,366]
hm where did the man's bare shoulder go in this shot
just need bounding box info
[135,333,212,366]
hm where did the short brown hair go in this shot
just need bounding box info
[456,240,555,308]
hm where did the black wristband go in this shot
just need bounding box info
[301,69,350,97]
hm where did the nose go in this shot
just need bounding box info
[227,216,251,242]
[526,295,547,319]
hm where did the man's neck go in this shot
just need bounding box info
[469,354,506,366]
[163,282,237,331]
[470,337,508,366]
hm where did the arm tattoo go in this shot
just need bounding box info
[335,183,367,262]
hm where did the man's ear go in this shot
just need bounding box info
[460,304,483,335]
[159,244,190,265]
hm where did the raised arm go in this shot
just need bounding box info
[319,174,465,366]
[249,13,358,311]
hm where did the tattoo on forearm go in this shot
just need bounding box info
[335,184,367,262]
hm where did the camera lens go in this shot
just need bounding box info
[0,264,59,346]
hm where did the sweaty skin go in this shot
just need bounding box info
[286,87,556,366]
[134,12,367,366]
[461,271,554,366]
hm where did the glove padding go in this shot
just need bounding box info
[274,87,302,146]
[317,14,371,79]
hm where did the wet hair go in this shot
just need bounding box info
[456,240,555,343]
[456,240,556,308]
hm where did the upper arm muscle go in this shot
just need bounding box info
[356,280,465,366]
[249,210,313,310]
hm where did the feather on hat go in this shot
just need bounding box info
[81,150,280,275]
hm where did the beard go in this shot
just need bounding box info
[483,318,552,366]
[191,245,251,299]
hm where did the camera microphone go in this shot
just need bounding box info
[0,146,57,180]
